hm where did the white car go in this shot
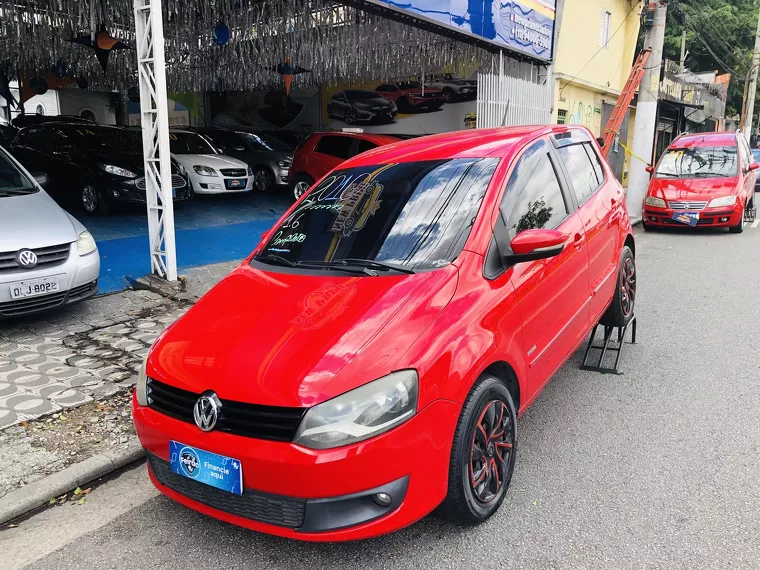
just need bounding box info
[169,130,254,194]
[0,146,100,319]
[427,73,477,102]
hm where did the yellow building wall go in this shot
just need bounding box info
[555,81,604,135]
[554,0,642,93]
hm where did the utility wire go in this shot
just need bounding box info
[559,0,643,96]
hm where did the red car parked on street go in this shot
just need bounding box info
[133,126,636,541]
[374,82,445,113]
[642,132,758,233]
[288,131,402,199]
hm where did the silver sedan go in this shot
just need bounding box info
[0,146,100,319]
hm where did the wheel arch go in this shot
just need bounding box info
[624,233,635,257]
[481,361,520,412]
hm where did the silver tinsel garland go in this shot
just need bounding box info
[0,0,524,93]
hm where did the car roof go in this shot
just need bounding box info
[313,131,402,144]
[342,125,593,166]
[670,132,737,148]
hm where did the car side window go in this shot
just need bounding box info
[739,137,752,171]
[557,142,602,204]
[501,139,570,240]
[315,136,353,160]
[18,127,46,149]
[584,142,605,186]
[357,139,378,154]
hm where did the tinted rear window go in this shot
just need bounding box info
[315,136,353,159]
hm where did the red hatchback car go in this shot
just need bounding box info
[374,82,445,113]
[133,126,636,541]
[642,132,758,232]
[288,131,402,199]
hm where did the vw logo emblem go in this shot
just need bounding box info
[193,393,221,432]
[16,249,38,269]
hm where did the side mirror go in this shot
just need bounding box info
[596,137,605,148]
[32,172,49,187]
[505,229,566,264]
[749,163,759,171]
[645,165,655,174]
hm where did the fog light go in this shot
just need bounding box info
[720,217,729,222]
[110,189,120,198]
[649,216,657,222]
[372,493,392,507]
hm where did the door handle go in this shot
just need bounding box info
[573,233,583,249]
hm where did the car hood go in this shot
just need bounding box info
[648,176,740,201]
[0,191,76,251]
[172,154,248,169]
[148,263,459,408]
[79,150,145,173]
[354,98,394,107]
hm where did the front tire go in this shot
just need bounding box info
[81,184,109,216]
[600,245,636,327]
[438,375,517,525]
[291,173,314,200]
[253,167,274,192]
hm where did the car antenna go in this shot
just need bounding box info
[418,126,430,135]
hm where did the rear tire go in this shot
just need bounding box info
[600,245,636,327]
[253,167,274,192]
[437,375,517,525]
[729,218,745,233]
[291,173,314,200]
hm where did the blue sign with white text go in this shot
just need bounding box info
[169,441,243,495]
[366,0,556,61]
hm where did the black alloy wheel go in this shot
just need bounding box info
[438,375,517,525]
[81,184,109,216]
[253,167,274,192]
[344,108,356,125]
[600,245,636,327]
[443,88,454,103]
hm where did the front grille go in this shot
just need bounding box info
[220,168,247,177]
[669,200,708,210]
[69,280,98,301]
[0,291,67,317]
[147,379,307,442]
[147,453,306,528]
[658,216,714,226]
[135,175,187,190]
[0,243,70,273]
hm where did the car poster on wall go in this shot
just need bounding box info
[360,0,556,62]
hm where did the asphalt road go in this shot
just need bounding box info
[5,223,760,570]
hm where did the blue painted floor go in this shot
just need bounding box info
[81,194,292,293]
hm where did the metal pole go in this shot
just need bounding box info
[743,8,760,139]
[626,1,667,223]
[133,0,177,282]
[679,30,687,71]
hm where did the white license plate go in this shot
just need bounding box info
[10,277,61,299]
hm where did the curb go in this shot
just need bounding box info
[0,440,145,525]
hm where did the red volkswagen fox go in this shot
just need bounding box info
[642,132,758,233]
[133,126,636,541]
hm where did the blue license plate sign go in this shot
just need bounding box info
[672,211,699,227]
[226,178,246,189]
[169,441,243,495]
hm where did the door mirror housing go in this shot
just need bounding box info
[32,172,49,187]
[645,165,655,174]
[504,229,566,264]
[749,162,759,171]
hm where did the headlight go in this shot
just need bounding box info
[708,195,737,207]
[101,164,136,178]
[193,165,217,176]
[177,162,187,176]
[644,195,666,208]
[136,354,149,406]
[247,166,254,176]
[278,159,292,169]
[294,370,418,449]
[77,230,97,256]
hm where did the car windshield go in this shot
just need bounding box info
[262,131,301,150]
[0,149,37,197]
[345,91,379,101]
[240,132,291,152]
[58,126,141,152]
[256,158,498,272]
[399,82,421,89]
[169,132,217,154]
[753,149,760,163]
[655,146,738,178]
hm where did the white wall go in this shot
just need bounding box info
[57,90,116,124]
[18,91,60,117]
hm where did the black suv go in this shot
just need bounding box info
[10,123,190,215]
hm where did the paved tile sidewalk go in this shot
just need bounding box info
[0,260,236,430]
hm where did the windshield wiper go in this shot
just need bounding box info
[333,258,416,275]
[254,254,297,267]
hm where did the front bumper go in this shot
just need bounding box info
[354,108,398,122]
[0,244,100,318]
[133,394,460,541]
[409,97,444,109]
[190,172,254,194]
[103,177,191,204]
[643,203,743,228]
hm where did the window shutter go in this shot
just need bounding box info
[599,10,611,48]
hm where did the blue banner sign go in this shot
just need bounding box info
[170,440,243,495]
[366,0,556,61]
